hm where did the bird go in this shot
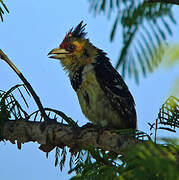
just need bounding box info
[48,21,137,130]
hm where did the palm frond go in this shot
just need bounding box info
[0,84,29,121]
[70,140,179,179]
[158,96,179,131]
[88,0,176,83]
[0,84,30,140]
[0,0,9,22]
[148,96,179,141]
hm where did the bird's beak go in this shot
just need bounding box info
[48,48,70,59]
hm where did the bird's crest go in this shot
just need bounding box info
[69,21,87,38]
[60,21,87,49]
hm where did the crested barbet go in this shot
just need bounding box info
[48,21,137,129]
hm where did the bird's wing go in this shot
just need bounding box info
[94,58,137,129]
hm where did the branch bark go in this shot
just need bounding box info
[147,0,179,5]
[2,120,139,154]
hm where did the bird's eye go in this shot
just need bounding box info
[66,44,75,52]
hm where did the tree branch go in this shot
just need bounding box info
[0,49,49,121]
[147,0,179,5]
[2,120,140,154]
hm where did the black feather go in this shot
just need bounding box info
[70,67,84,91]
[70,21,87,38]
[94,50,137,129]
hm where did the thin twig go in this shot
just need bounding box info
[147,0,179,5]
[154,118,158,143]
[0,49,49,121]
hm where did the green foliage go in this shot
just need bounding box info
[0,0,9,21]
[69,148,120,180]
[0,84,29,140]
[119,140,179,180]
[161,44,179,68]
[55,147,68,171]
[67,139,179,180]
[148,96,179,143]
[0,85,78,141]
[88,0,176,83]
[158,96,179,131]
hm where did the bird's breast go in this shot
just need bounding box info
[76,69,104,122]
[70,65,124,128]
[75,68,119,127]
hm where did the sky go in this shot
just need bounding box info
[0,0,179,179]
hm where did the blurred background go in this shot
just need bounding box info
[0,0,178,179]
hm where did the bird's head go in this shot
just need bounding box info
[48,21,98,72]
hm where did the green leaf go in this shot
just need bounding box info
[157,96,179,131]
[110,14,119,41]
[0,0,9,22]
[89,0,175,83]
[1,0,9,13]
